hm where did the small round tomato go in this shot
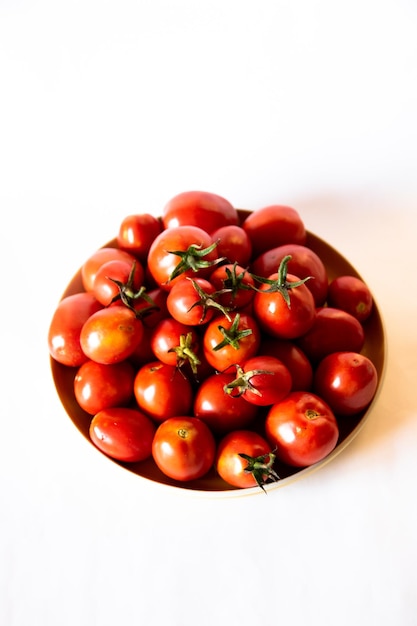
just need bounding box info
[203,312,261,371]
[313,351,378,416]
[215,430,279,491]
[117,213,162,261]
[209,263,255,310]
[90,407,156,462]
[161,190,238,233]
[80,307,144,364]
[327,275,373,322]
[265,391,339,467]
[92,259,145,307]
[48,292,103,367]
[210,224,252,266]
[224,355,292,406]
[152,417,216,481]
[193,371,259,434]
[166,277,218,326]
[259,337,313,391]
[296,307,365,364]
[74,359,135,415]
[133,361,193,422]
[242,205,307,258]
[81,247,138,293]
[150,317,200,370]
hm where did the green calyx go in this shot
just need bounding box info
[239,451,280,493]
[213,313,253,352]
[168,332,201,375]
[251,254,312,308]
[223,365,274,398]
[107,261,158,317]
[187,278,233,323]
[167,240,226,283]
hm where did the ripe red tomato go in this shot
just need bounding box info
[193,371,259,434]
[81,247,138,293]
[296,307,365,363]
[92,259,145,307]
[161,190,238,233]
[226,355,292,406]
[166,277,218,326]
[48,292,103,367]
[242,205,307,258]
[327,275,373,322]
[150,317,200,370]
[80,307,144,364]
[209,263,255,310]
[215,430,279,490]
[251,243,329,306]
[74,359,135,415]
[133,361,193,422]
[313,351,378,416]
[152,417,216,481]
[117,213,162,261]
[210,224,253,267]
[259,337,313,391]
[265,391,339,467]
[203,312,261,371]
[90,407,156,462]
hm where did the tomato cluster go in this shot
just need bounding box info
[48,191,379,492]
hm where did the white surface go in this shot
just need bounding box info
[1,1,417,625]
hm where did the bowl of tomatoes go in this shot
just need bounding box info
[48,191,386,496]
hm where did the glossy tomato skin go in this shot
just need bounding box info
[253,273,316,340]
[150,317,199,367]
[313,351,378,416]
[48,292,103,367]
[203,312,261,371]
[296,307,365,364]
[162,190,238,234]
[210,224,253,267]
[235,355,292,406]
[81,247,138,293]
[259,337,313,391]
[117,213,162,262]
[251,243,328,306]
[193,372,259,434]
[152,417,216,481]
[133,361,193,422]
[215,430,276,489]
[166,277,216,326]
[74,359,135,415]
[327,275,373,322]
[80,307,144,365]
[89,407,156,462]
[242,205,307,258]
[92,258,145,306]
[265,391,339,467]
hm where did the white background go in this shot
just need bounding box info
[1,1,417,625]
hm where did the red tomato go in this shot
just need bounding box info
[166,277,219,326]
[193,371,259,434]
[327,275,373,322]
[117,213,162,261]
[89,407,156,462]
[209,263,255,310]
[265,391,339,467]
[150,317,200,370]
[80,307,144,364]
[224,355,292,406]
[215,430,279,490]
[132,287,168,328]
[133,361,193,422]
[259,338,313,391]
[81,247,138,293]
[296,307,365,363]
[152,417,216,481]
[210,224,253,266]
[251,243,328,306]
[313,351,378,416]
[48,292,103,367]
[74,359,135,415]
[242,205,307,258]
[162,190,238,233]
[92,259,145,307]
[203,312,261,371]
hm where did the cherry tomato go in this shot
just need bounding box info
[224,355,292,406]
[161,190,238,233]
[166,277,218,326]
[92,259,145,307]
[117,213,162,261]
[265,391,339,467]
[48,292,103,367]
[133,361,193,422]
[132,287,168,328]
[203,312,261,371]
[150,317,200,370]
[193,371,259,434]
[80,307,144,364]
[74,359,135,415]
[152,417,216,481]
[313,351,378,416]
[210,224,252,266]
[215,430,279,490]
[242,205,307,258]
[251,243,328,306]
[296,307,365,364]
[90,407,156,462]
[259,337,313,391]
[209,263,255,310]
[81,247,138,293]
[327,275,373,322]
